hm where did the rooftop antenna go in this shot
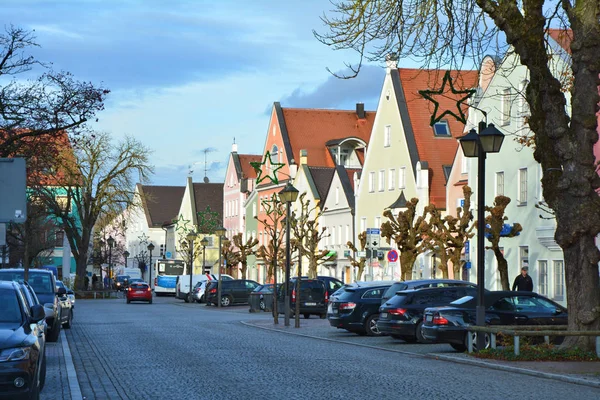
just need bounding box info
[201,147,216,183]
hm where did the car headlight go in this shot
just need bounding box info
[0,347,31,362]
[116,282,121,286]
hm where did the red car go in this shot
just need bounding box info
[126,282,153,304]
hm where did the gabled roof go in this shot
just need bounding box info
[387,191,408,210]
[233,153,262,180]
[337,165,360,211]
[393,68,479,208]
[192,182,224,222]
[307,166,335,201]
[548,28,572,54]
[277,104,375,167]
[140,185,185,227]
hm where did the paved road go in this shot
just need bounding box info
[50,296,599,400]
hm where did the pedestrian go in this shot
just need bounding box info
[512,266,533,291]
[92,274,98,289]
[84,275,90,290]
[103,275,109,289]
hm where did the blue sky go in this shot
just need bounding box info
[1,0,385,185]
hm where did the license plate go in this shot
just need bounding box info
[305,302,316,306]
[135,291,145,294]
[381,312,388,319]
[426,314,433,322]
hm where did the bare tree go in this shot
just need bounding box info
[33,132,153,290]
[316,0,600,350]
[346,231,367,281]
[232,233,259,279]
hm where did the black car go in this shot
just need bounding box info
[0,280,47,400]
[252,284,274,310]
[381,279,477,304]
[328,283,393,336]
[16,282,48,337]
[0,269,69,342]
[316,276,344,300]
[205,279,259,306]
[421,291,568,352]
[378,286,478,342]
[277,278,328,319]
[114,275,131,291]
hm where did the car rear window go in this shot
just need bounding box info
[300,280,325,296]
[335,289,356,301]
[385,293,412,306]
[383,282,408,299]
[0,271,54,294]
[130,284,148,290]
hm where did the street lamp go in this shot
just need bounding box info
[201,237,209,274]
[215,226,227,308]
[123,250,130,269]
[147,242,155,289]
[186,232,197,303]
[459,122,504,351]
[279,182,299,327]
[107,236,115,290]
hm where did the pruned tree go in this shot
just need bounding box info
[221,239,240,277]
[0,26,108,158]
[33,132,153,290]
[485,196,523,290]
[232,233,259,279]
[346,231,367,281]
[315,0,600,350]
[289,193,334,279]
[381,198,428,280]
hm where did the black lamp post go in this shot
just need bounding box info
[123,250,130,269]
[215,226,227,307]
[201,237,209,274]
[107,236,115,289]
[186,232,197,303]
[147,242,155,289]
[459,122,504,351]
[278,182,299,327]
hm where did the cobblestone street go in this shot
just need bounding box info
[37,296,600,400]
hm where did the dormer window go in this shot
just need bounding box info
[433,120,451,137]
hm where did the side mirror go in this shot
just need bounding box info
[57,287,67,296]
[554,308,563,315]
[30,304,45,323]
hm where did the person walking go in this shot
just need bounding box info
[92,274,98,289]
[512,266,533,291]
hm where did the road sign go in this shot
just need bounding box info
[366,228,381,249]
[387,249,398,262]
[166,251,172,259]
[464,241,470,254]
[356,251,367,258]
[0,158,27,223]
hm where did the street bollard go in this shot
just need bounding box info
[514,335,520,356]
[596,336,600,358]
[491,333,496,349]
[544,336,550,344]
[467,332,473,353]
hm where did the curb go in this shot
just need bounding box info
[241,321,600,390]
[60,330,83,400]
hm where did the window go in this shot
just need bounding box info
[538,260,548,296]
[204,236,214,247]
[369,172,375,193]
[345,225,349,244]
[54,230,64,247]
[335,187,339,205]
[501,88,511,126]
[518,168,528,204]
[553,260,565,300]
[519,80,529,126]
[399,167,406,189]
[362,288,384,299]
[388,169,396,190]
[433,120,451,136]
[55,195,70,213]
[378,170,385,191]
[339,148,351,166]
[375,217,381,229]
[384,125,391,147]
[338,226,342,245]
[270,145,279,163]
[537,164,544,202]
[519,246,529,271]
[360,218,366,233]
[331,227,336,246]
[496,172,505,196]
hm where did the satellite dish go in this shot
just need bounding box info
[203,176,209,183]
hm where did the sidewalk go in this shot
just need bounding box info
[41,336,72,400]
[243,318,600,389]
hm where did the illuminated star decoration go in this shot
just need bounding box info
[137,233,149,247]
[418,70,476,126]
[172,214,192,236]
[250,150,285,184]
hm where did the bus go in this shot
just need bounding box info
[154,259,185,296]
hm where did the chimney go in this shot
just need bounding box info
[300,149,308,165]
[232,142,238,153]
[356,103,365,119]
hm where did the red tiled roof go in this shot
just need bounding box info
[398,68,479,208]
[238,154,262,179]
[345,168,361,192]
[548,29,572,54]
[281,108,375,167]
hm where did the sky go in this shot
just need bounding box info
[0,0,386,185]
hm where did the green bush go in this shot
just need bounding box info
[475,343,600,361]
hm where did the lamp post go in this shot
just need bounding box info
[123,250,130,269]
[147,243,155,289]
[201,237,209,274]
[215,226,227,308]
[107,236,114,290]
[459,122,504,351]
[186,232,197,303]
[278,182,299,327]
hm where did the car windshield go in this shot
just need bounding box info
[0,271,54,294]
[0,289,23,324]
[117,276,130,282]
[56,281,66,289]
[451,295,474,305]
[383,282,408,299]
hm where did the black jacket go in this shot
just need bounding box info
[512,274,533,291]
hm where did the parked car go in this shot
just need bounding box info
[114,275,131,291]
[328,282,394,336]
[16,281,48,338]
[177,274,234,302]
[421,291,568,352]
[381,279,477,304]
[0,280,47,400]
[378,286,479,343]
[205,279,259,306]
[55,280,74,326]
[192,281,211,303]
[0,268,69,342]
[277,278,328,319]
[126,282,153,304]
[316,276,344,300]
[252,284,274,310]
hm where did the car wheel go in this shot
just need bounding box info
[364,315,382,336]
[466,332,490,352]
[415,321,430,344]
[184,294,190,303]
[221,296,232,307]
[303,313,310,319]
[39,355,46,391]
[450,343,467,352]
[149,299,153,304]
[320,313,327,319]
[46,323,60,343]
[127,299,131,304]
[63,310,73,329]
[200,295,205,303]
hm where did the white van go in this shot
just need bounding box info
[176,274,233,301]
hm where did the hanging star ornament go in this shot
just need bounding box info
[418,70,476,126]
[250,150,285,184]
[172,214,192,236]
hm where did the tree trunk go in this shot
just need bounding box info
[75,250,89,291]
[356,261,365,281]
[493,247,510,290]
[240,262,247,280]
[400,252,416,281]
